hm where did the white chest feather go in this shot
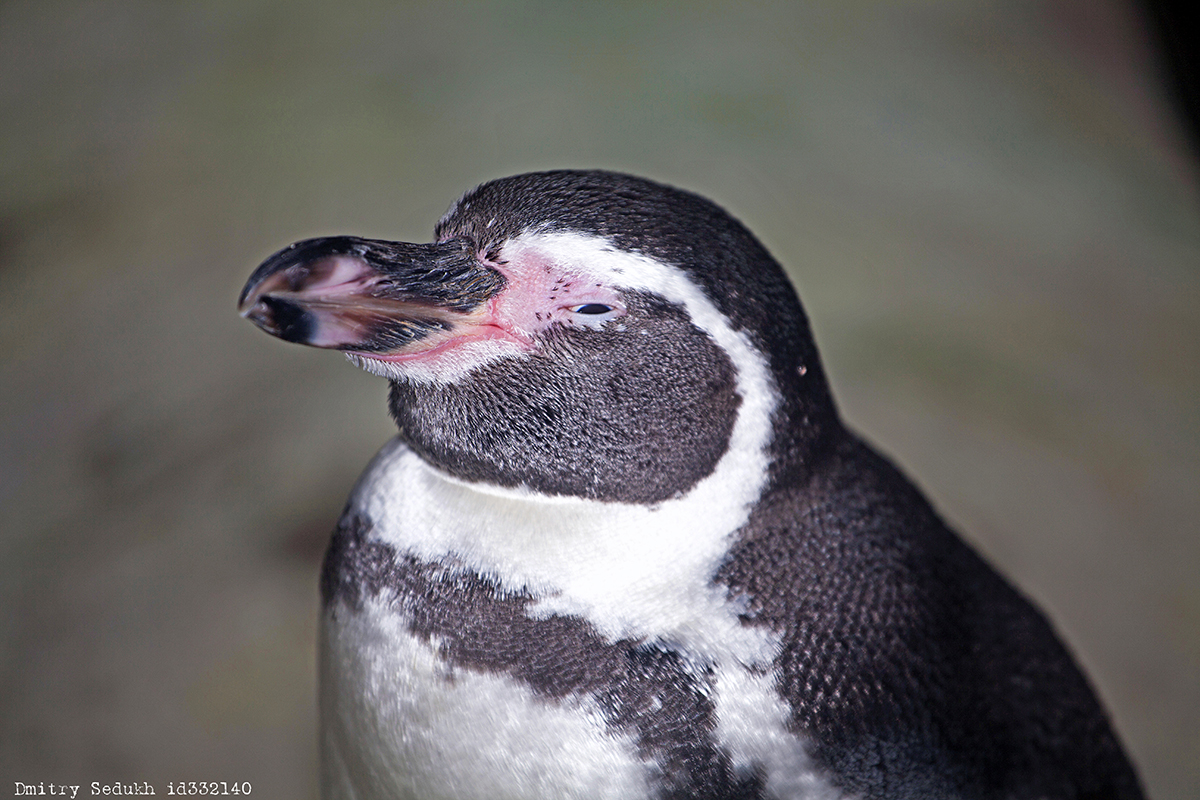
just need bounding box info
[320,592,652,800]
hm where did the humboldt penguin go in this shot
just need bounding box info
[239,170,1143,800]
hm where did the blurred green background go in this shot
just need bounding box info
[2,1,1197,798]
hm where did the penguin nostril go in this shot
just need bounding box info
[260,295,313,342]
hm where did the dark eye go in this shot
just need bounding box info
[572,303,613,315]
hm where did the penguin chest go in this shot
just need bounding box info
[316,440,840,800]
[319,593,653,800]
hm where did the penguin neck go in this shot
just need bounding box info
[364,345,834,662]
[358,435,780,663]
[364,318,783,659]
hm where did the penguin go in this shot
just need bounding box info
[238,170,1144,800]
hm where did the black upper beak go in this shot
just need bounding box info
[238,236,505,353]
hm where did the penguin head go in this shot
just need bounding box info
[240,170,837,503]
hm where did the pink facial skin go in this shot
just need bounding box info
[352,244,627,375]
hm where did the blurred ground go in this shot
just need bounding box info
[1,1,1197,798]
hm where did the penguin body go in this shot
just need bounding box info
[240,171,1143,799]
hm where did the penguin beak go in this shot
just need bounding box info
[238,236,506,355]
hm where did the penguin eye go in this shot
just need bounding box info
[563,301,624,329]
[571,303,613,315]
